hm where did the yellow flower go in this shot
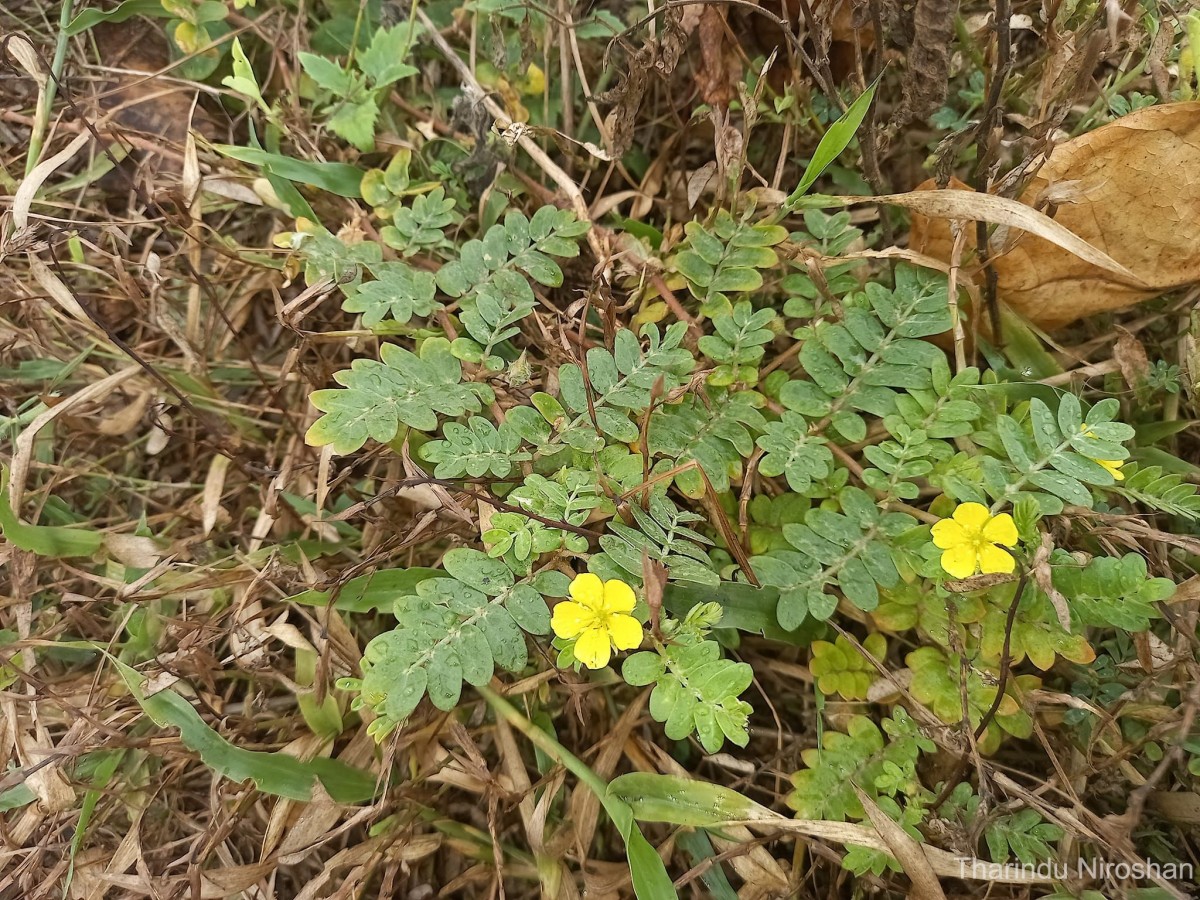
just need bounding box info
[930,502,1019,579]
[552,573,643,669]
[521,63,546,96]
[1092,458,1125,481]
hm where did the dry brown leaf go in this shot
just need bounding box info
[909,103,1200,329]
[696,5,739,108]
[1150,791,1200,825]
[92,21,215,166]
[1114,329,1152,391]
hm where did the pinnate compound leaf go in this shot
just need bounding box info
[306,338,493,454]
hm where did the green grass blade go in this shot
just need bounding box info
[787,76,881,205]
[111,657,378,803]
[213,145,365,199]
[608,773,774,827]
[65,0,167,35]
[0,466,103,559]
[479,686,678,900]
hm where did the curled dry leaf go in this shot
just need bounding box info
[92,21,216,182]
[910,103,1200,330]
[696,5,740,108]
[1113,329,1151,391]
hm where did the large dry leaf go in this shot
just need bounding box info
[910,102,1200,330]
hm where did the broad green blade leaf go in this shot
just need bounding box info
[787,76,880,203]
[979,307,1062,380]
[479,687,677,900]
[664,582,826,646]
[0,466,103,559]
[0,782,37,812]
[213,145,365,198]
[112,658,378,803]
[608,773,775,827]
[65,0,167,35]
[1134,419,1195,445]
[1136,446,1200,477]
[287,568,447,612]
[675,830,738,900]
[245,125,317,220]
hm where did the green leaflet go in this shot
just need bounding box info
[969,394,1135,514]
[779,264,955,443]
[111,658,378,803]
[697,301,777,385]
[756,411,834,493]
[435,207,590,368]
[789,709,933,822]
[487,470,602,564]
[751,486,913,629]
[381,186,458,256]
[341,261,438,327]
[590,494,719,588]
[648,389,767,497]
[305,338,494,454]
[420,416,530,478]
[782,210,865,318]
[555,323,695,452]
[437,207,589,295]
[347,551,571,737]
[673,211,788,318]
[624,638,754,752]
[984,809,1065,867]
[1111,462,1200,520]
[1052,552,1174,632]
[862,422,954,501]
[361,150,442,219]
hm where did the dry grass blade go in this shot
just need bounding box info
[853,785,946,900]
[4,2,1199,898]
[846,188,1147,286]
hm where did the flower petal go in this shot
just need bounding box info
[952,502,990,533]
[569,572,605,610]
[574,627,611,669]
[981,512,1018,547]
[605,614,643,651]
[601,579,636,615]
[931,518,968,550]
[551,601,591,639]
[1095,459,1125,481]
[978,543,1015,575]
[940,544,977,579]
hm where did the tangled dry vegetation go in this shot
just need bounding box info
[3,0,1200,898]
